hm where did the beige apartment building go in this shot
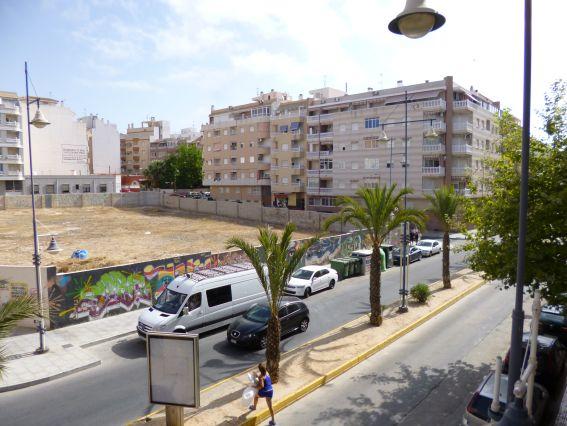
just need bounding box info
[0,91,24,194]
[305,76,501,212]
[120,118,170,175]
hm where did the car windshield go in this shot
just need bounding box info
[244,304,271,323]
[153,288,186,314]
[417,241,432,247]
[292,269,313,280]
[541,311,567,327]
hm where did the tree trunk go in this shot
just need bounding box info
[369,242,383,326]
[265,314,281,383]
[442,230,451,289]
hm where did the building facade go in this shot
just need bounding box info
[24,174,121,194]
[149,128,202,162]
[120,118,170,175]
[79,115,121,175]
[305,76,501,211]
[0,91,24,194]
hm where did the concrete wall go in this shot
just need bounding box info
[163,195,181,209]
[238,202,263,222]
[290,209,320,231]
[197,199,217,214]
[216,201,239,218]
[262,207,289,226]
[179,197,198,212]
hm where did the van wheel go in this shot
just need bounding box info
[303,288,311,298]
[299,318,309,332]
[329,279,335,289]
[259,335,267,349]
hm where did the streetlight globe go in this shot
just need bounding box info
[378,129,389,142]
[388,0,445,39]
[424,127,438,139]
[31,109,50,129]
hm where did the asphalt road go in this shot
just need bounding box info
[0,244,468,426]
[269,281,516,426]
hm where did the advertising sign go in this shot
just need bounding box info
[62,144,88,163]
[147,332,200,408]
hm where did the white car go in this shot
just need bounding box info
[415,239,441,257]
[284,265,339,298]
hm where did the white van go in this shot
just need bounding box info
[137,263,266,339]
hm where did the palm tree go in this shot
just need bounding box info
[425,185,462,289]
[324,184,425,326]
[0,294,40,379]
[226,223,318,383]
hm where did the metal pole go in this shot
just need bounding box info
[25,61,47,353]
[389,137,393,186]
[399,90,409,313]
[506,0,531,402]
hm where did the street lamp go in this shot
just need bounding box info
[388,0,445,39]
[25,61,51,353]
[389,0,533,423]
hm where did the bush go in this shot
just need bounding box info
[410,283,431,304]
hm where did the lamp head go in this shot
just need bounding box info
[388,0,445,39]
[31,109,50,129]
[424,127,438,140]
[45,236,62,254]
[377,129,389,142]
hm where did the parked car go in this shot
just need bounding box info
[392,246,422,265]
[463,372,549,425]
[284,265,338,298]
[415,239,441,257]
[227,297,309,349]
[539,304,567,344]
[502,332,566,391]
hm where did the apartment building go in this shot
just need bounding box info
[202,90,291,205]
[149,127,202,162]
[0,91,24,194]
[305,76,501,212]
[79,114,121,174]
[121,118,170,175]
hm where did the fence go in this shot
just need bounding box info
[0,192,161,210]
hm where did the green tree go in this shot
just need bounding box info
[323,184,425,325]
[175,144,203,189]
[0,294,40,379]
[143,160,165,189]
[425,186,462,289]
[226,224,318,383]
[463,80,567,304]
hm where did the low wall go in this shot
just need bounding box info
[216,201,239,218]
[197,199,217,214]
[262,207,289,226]
[0,192,155,210]
[238,202,263,222]
[179,197,198,212]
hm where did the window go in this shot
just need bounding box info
[241,172,246,179]
[423,157,440,167]
[249,156,255,163]
[351,162,359,169]
[282,177,289,184]
[206,285,232,307]
[224,159,228,164]
[224,143,228,150]
[240,157,245,163]
[226,187,230,193]
[99,184,107,193]
[365,158,379,169]
[186,293,201,311]
[235,188,240,193]
[45,184,55,194]
[249,126,255,132]
[351,141,360,150]
[207,146,212,152]
[364,139,380,149]
[287,304,300,315]
[320,159,333,170]
[251,106,270,117]
[83,184,91,193]
[250,142,254,148]
[207,132,211,138]
[219,187,224,194]
[223,129,228,136]
[224,173,228,179]
[365,117,380,128]
[33,184,39,194]
[352,123,359,131]
[335,160,346,169]
[278,306,288,318]
[250,172,255,178]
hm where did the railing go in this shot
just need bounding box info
[203,178,271,186]
[425,121,446,133]
[455,188,473,196]
[0,105,20,115]
[271,165,280,170]
[306,150,333,158]
[306,187,334,194]
[307,169,333,176]
[0,121,20,130]
[452,167,472,176]
[307,131,334,141]
[291,164,304,169]
[453,122,474,133]
[422,166,445,176]
[307,112,336,123]
[0,137,22,145]
[421,99,446,111]
[271,111,306,120]
[454,100,499,115]
[202,115,268,130]
[452,144,473,154]
[422,143,445,153]
[3,170,23,177]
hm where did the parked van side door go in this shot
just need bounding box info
[231,275,265,316]
[203,284,233,328]
[176,292,204,331]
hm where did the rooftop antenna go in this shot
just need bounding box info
[345,82,348,94]
[323,75,327,87]
[379,73,383,89]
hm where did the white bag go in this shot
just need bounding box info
[241,386,257,406]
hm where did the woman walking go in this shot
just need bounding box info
[249,363,275,425]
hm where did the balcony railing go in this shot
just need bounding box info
[0,154,23,162]
[452,144,473,154]
[422,166,445,176]
[453,122,474,133]
[0,105,20,115]
[421,99,446,111]
[291,164,304,170]
[306,150,333,159]
[422,143,445,153]
[0,137,21,145]
[425,121,446,133]
[0,121,21,131]
[306,187,334,194]
[452,166,472,176]
[203,178,271,186]
[307,112,336,123]
[307,131,334,141]
[307,169,333,176]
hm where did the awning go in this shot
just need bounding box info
[290,122,301,131]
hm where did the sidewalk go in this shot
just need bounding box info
[0,310,139,392]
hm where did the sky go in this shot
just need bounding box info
[1,0,565,136]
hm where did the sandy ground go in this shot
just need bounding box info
[0,207,313,272]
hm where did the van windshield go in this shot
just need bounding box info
[153,288,186,314]
[244,304,271,323]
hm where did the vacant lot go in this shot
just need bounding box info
[0,207,313,272]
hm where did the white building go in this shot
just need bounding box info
[20,97,89,176]
[0,91,24,194]
[79,115,120,174]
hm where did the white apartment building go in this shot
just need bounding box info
[79,115,121,174]
[0,91,24,194]
[306,76,501,212]
[20,97,90,176]
[121,118,170,175]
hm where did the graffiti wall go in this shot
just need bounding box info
[50,251,210,328]
[304,230,368,266]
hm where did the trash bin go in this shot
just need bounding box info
[351,249,386,273]
[330,258,348,280]
[348,256,363,276]
[380,244,394,269]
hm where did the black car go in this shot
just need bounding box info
[227,297,309,349]
[502,332,566,391]
[392,246,422,265]
[539,304,567,344]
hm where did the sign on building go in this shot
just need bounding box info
[62,144,88,163]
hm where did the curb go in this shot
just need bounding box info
[80,330,136,348]
[241,278,486,426]
[0,359,101,393]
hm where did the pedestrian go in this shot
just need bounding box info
[249,363,275,425]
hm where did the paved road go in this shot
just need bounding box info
[0,244,467,426]
[267,281,515,426]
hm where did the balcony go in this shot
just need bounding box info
[290,164,304,170]
[307,131,334,141]
[0,105,20,115]
[453,100,500,115]
[421,99,446,112]
[452,144,473,155]
[452,166,472,177]
[203,178,271,186]
[307,113,336,123]
[271,164,280,170]
[0,121,21,132]
[306,150,333,159]
[0,137,22,147]
[453,122,474,134]
[422,166,445,176]
[0,154,23,164]
[422,143,445,153]
[306,186,334,195]
[307,169,333,177]
[0,170,24,179]
[425,121,446,133]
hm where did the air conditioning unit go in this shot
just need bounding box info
[258,138,264,142]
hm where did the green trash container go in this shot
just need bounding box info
[350,257,363,276]
[351,249,386,273]
[380,244,394,268]
[330,258,348,280]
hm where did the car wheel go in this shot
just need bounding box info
[258,334,267,349]
[303,287,312,298]
[329,279,335,289]
[299,317,309,332]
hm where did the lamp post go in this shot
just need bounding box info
[25,61,51,354]
[389,0,533,423]
[378,99,438,312]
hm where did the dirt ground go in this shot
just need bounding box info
[0,207,313,272]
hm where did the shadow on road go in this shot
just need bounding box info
[111,338,146,359]
[310,360,491,426]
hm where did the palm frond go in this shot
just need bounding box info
[0,295,40,340]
